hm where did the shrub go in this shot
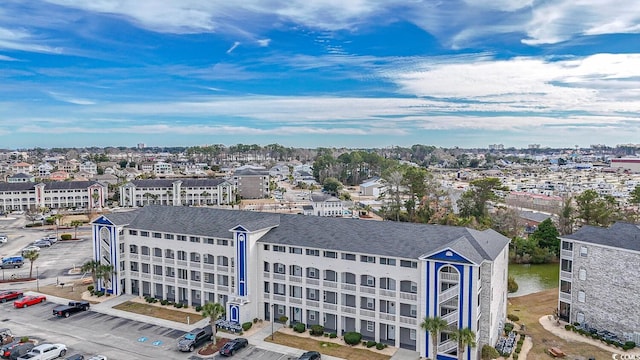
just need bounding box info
[507,276,518,293]
[183,304,188,308]
[513,354,518,360]
[87,285,94,292]
[20,337,29,343]
[564,324,573,331]
[293,323,306,333]
[625,341,636,349]
[481,345,500,360]
[278,316,289,324]
[253,318,259,324]
[329,333,337,339]
[376,343,385,350]
[60,233,72,240]
[344,332,362,346]
[195,305,202,312]
[310,325,324,336]
[160,300,168,306]
[242,322,253,331]
[507,314,520,322]
[504,323,514,333]
[366,340,376,348]
[324,333,329,337]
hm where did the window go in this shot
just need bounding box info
[562,241,573,251]
[217,275,229,286]
[217,239,228,246]
[263,244,270,250]
[579,268,586,281]
[154,265,162,275]
[129,245,138,254]
[360,255,375,263]
[177,235,187,241]
[290,265,302,276]
[191,270,201,281]
[410,305,417,317]
[190,252,201,262]
[153,248,162,257]
[165,249,174,259]
[140,231,149,237]
[560,280,571,294]
[580,246,588,257]
[203,254,214,264]
[361,275,375,287]
[410,329,416,341]
[273,245,286,252]
[400,260,418,268]
[324,270,337,282]
[274,283,286,295]
[264,282,270,293]
[152,232,161,238]
[263,262,270,272]
[178,269,188,280]
[217,256,229,266]
[366,321,374,332]
[165,266,175,277]
[306,249,320,256]
[380,257,396,266]
[129,230,138,235]
[309,312,316,321]
[561,259,572,272]
[289,247,302,254]
[274,263,285,274]
[323,251,337,258]
[190,236,200,243]
[177,251,187,261]
[205,238,214,244]
[141,246,150,255]
[164,233,174,239]
[380,277,396,290]
[341,253,356,261]
[307,267,319,279]
[141,263,150,273]
[578,290,586,303]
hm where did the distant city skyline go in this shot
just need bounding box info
[1,1,640,149]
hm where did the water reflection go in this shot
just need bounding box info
[508,263,559,297]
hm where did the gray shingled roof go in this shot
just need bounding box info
[563,222,640,252]
[102,206,508,262]
[103,210,141,226]
[233,168,269,176]
[130,179,227,188]
[0,181,102,192]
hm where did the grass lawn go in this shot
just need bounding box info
[265,332,391,360]
[509,288,614,360]
[35,283,94,302]
[113,301,205,324]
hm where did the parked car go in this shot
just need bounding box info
[0,235,7,244]
[32,240,52,248]
[7,342,35,360]
[86,356,107,360]
[63,355,84,360]
[52,301,90,318]
[42,235,57,244]
[21,246,40,256]
[177,326,213,352]
[17,343,66,360]
[298,351,322,360]
[0,291,23,303]
[14,295,46,308]
[1,340,21,357]
[0,256,23,269]
[219,338,248,357]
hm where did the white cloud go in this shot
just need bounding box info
[226,41,240,54]
[0,26,63,54]
[47,91,96,105]
[0,54,18,61]
[257,38,271,47]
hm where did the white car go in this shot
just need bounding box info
[21,245,41,255]
[87,356,108,360]
[17,343,66,360]
[0,235,7,244]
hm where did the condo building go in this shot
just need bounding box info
[91,205,509,360]
[0,181,106,211]
[558,222,640,343]
[119,179,235,207]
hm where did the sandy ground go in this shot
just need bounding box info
[277,326,397,357]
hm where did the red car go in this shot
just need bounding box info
[14,295,46,308]
[0,290,23,303]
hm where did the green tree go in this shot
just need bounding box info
[70,220,83,239]
[530,218,560,256]
[23,250,40,279]
[420,316,449,358]
[575,190,619,226]
[557,196,574,235]
[631,185,640,205]
[81,260,101,289]
[201,302,225,345]
[322,177,343,196]
[450,327,477,360]
[457,177,506,220]
[98,264,114,290]
[382,169,405,221]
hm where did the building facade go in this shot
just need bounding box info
[91,206,509,360]
[0,181,106,211]
[119,179,235,207]
[310,193,345,217]
[558,222,640,343]
[232,168,270,199]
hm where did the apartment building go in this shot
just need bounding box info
[310,193,345,217]
[232,168,270,199]
[91,205,509,360]
[558,222,640,343]
[0,181,106,211]
[119,179,235,207]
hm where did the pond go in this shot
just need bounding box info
[508,263,559,297]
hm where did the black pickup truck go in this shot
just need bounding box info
[53,301,90,318]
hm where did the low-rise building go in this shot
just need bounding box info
[0,181,106,211]
[119,178,235,207]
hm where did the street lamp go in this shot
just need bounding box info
[36,267,39,291]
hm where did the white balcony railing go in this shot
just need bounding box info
[360,286,376,294]
[439,340,457,353]
[379,289,396,298]
[289,276,303,283]
[217,265,229,273]
[560,271,572,281]
[306,278,320,286]
[399,316,417,325]
[559,291,572,302]
[442,311,458,324]
[273,274,286,281]
[380,313,396,322]
[360,309,375,318]
[290,298,303,304]
[323,281,338,288]
[561,249,573,259]
[306,300,320,308]
[203,263,215,271]
[341,306,356,314]
[341,284,356,292]
[263,272,270,279]
[140,255,150,262]
[439,285,459,302]
[176,260,187,267]
[323,303,337,311]
[400,292,417,301]
[440,272,459,282]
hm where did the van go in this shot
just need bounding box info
[1,256,23,269]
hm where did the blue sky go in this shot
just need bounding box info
[1,0,640,149]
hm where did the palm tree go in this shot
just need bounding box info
[420,316,449,359]
[98,264,114,291]
[70,220,83,239]
[201,302,225,345]
[81,260,101,289]
[201,191,210,206]
[23,250,39,279]
[450,327,477,360]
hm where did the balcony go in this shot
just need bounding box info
[152,257,163,264]
[360,286,376,294]
[289,276,303,283]
[176,260,187,267]
[341,306,356,314]
[560,271,572,281]
[273,274,286,281]
[217,285,229,292]
[290,298,303,304]
[379,289,396,298]
[323,303,337,311]
[399,316,417,325]
[306,300,319,308]
[341,284,356,292]
[323,281,338,288]
[153,275,163,282]
[400,292,418,301]
[439,272,459,282]
[439,340,457,353]
[177,279,188,286]
[273,295,286,302]
[442,310,458,324]
[203,263,215,271]
[559,291,572,302]
[306,278,320,286]
[190,280,202,287]
[360,309,375,318]
[217,265,229,273]
[439,285,459,302]
[203,283,215,290]
[130,253,139,260]
[561,249,573,259]
[140,273,151,280]
[263,272,270,279]
[380,313,396,322]
[141,255,150,262]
